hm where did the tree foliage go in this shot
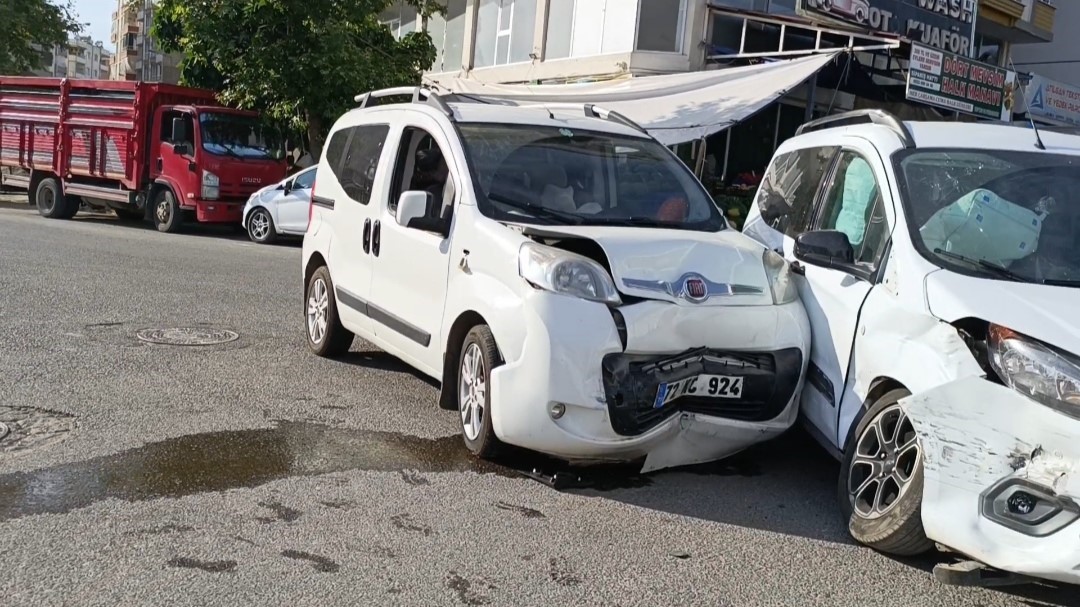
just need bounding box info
[0,0,81,75]
[152,0,440,154]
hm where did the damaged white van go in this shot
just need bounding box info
[742,109,1080,585]
[302,88,810,473]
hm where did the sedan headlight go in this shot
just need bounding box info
[518,242,621,305]
[763,249,798,305]
[989,323,1080,419]
[202,170,220,200]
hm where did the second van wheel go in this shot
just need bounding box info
[457,325,503,459]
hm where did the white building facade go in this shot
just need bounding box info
[29,37,113,79]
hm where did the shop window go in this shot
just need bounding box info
[474,0,537,68]
[636,0,687,53]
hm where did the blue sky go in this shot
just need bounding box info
[72,0,117,48]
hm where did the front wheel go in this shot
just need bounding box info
[839,388,934,556]
[247,208,277,244]
[152,188,183,233]
[457,325,503,458]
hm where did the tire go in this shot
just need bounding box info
[839,388,934,556]
[247,208,277,244]
[305,266,354,357]
[152,187,183,233]
[456,325,503,458]
[35,178,70,219]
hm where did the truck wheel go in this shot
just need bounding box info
[457,325,503,459]
[305,266,354,357]
[247,208,277,244]
[152,188,183,233]
[35,178,69,219]
[839,388,934,556]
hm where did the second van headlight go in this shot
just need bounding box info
[763,249,798,304]
[518,242,621,305]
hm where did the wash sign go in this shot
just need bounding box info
[1025,74,1080,127]
[906,43,1015,120]
[799,0,976,56]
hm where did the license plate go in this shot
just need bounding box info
[654,374,743,408]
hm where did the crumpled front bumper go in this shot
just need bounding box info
[902,377,1080,585]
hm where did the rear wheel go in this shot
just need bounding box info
[152,188,183,233]
[305,266,354,357]
[35,178,69,219]
[840,388,934,556]
[457,325,503,458]
[247,208,277,244]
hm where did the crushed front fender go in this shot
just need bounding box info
[901,377,1080,586]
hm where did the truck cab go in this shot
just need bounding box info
[150,106,286,228]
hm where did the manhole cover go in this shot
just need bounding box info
[0,406,76,455]
[135,327,240,346]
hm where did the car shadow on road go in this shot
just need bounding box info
[68,213,255,243]
[335,349,440,389]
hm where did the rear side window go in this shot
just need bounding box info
[324,124,390,204]
[754,146,838,238]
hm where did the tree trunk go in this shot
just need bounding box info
[306,112,326,160]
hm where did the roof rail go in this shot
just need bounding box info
[353,86,455,119]
[795,109,915,148]
[583,104,648,135]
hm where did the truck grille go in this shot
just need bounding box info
[601,347,803,437]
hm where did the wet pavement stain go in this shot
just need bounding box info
[166,556,237,573]
[281,549,340,573]
[124,524,194,536]
[494,501,545,519]
[0,422,511,522]
[256,500,301,523]
[547,557,582,586]
[445,571,495,605]
[390,513,433,536]
[399,470,430,486]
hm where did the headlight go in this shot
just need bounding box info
[989,323,1080,419]
[518,242,621,305]
[202,170,220,200]
[762,249,798,305]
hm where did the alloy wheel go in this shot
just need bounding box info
[458,343,486,441]
[250,211,270,240]
[307,277,329,344]
[848,403,921,519]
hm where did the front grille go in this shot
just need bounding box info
[601,347,803,437]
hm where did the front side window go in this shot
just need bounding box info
[896,149,1080,286]
[198,113,282,160]
[293,168,316,190]
[815,151,889,266]
[458,123,726,231]
[753,146,839,238]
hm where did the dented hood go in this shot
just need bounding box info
[925,270,1080,354]
[519,225,773,306]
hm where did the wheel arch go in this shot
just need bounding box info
[438,310,490,410]
[304,252,328,293]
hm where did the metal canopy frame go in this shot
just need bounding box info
[704,6,901,61]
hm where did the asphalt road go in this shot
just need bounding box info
[0,195,1075,607]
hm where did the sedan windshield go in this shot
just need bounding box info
[458,123,726,232]
[897,149,1080,286]
[199,113,283,160]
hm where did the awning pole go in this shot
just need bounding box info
[694,136,708,179]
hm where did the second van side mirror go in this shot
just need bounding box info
[794,230,855,270]
[396,191,430,228]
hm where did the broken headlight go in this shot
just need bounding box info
[763,249,798,305]
[989,323,1080,419]
[518,242,621,305]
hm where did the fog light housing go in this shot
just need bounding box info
[981,477,1080,537]
[549,403,566,419]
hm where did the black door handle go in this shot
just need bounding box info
[791,260,806,276]
[372,220,381,257]
[156,157,162,171]
[362,218,371,254]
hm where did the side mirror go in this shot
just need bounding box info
[396,191,431,228]
[282,181,293,194]
[794,230,856,269]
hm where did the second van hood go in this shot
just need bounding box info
[517,225,774,306]
[925,269,1080,355]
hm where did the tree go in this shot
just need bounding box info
[152,0,439,157]
[0,0,80,75]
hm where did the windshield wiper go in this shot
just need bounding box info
[211,143,242,159]
[1040,278,1080,288]
[486,192,582,224]
[933,248,1027,282]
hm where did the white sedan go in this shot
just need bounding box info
[242,166,316,244]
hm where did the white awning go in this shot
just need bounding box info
[427,52,839,145]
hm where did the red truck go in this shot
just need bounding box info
[0,77,286,232]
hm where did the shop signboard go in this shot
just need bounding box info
[906,43,1016,120]
[1024,74,1080,127]
[798,0,976,56]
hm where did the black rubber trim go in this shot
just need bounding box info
[335,287,431,347]
[312,195,335,209]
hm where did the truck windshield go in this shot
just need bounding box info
[896,148,1080,287]
[199,113,282,160]
[458,123,727,232]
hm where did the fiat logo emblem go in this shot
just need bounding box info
[683,275,708,302]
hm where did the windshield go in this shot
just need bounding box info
[198,113,284,160]
[458,123,726,231]
[896,149,1080,286]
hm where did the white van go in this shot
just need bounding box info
[742,109,1080,585]
[302,88,810,473]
